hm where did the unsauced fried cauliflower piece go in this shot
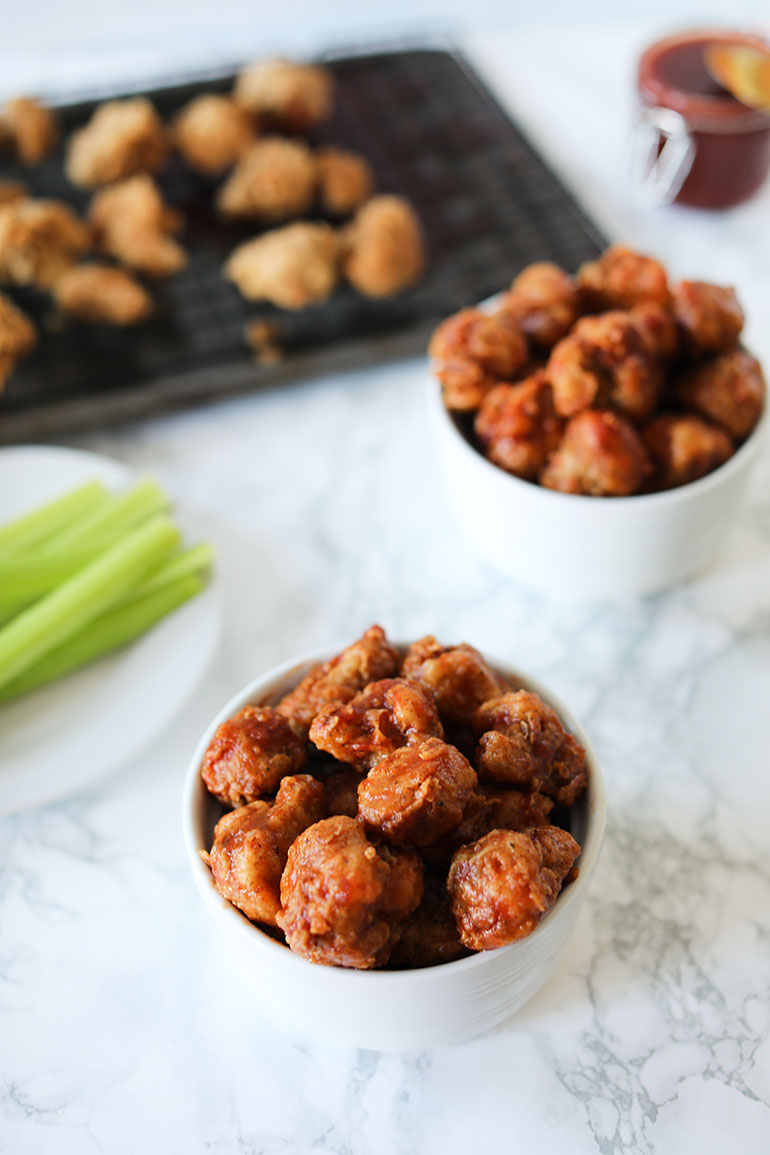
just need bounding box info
[643,413,733,490]
[474,374,564,480]
[315,147,374,217]
[53,263,152,326]
[225,223,339,309]
[310,677,443,771]
[676,348,765,440]
[502,261,581,348]
[358,737,478,848]
[672,281,744,354]
[577,244,670,311]
[277,816,423,968]
[342,195,425,298]
[216,137,316,221]
[234,59,333,133]
[207,775,325,926]
[429,307,529,412]
[0,180,27,207]
[0,291,36,389]
[472,690,587,805]
[89,175,186,278]
[66,98,167,188]
[276,625,399,738]
[540,409,651,496]
[0,198,90,289]
[0,97,58,164]
[201,704,307,807]
[448,826,580,950]
[402,636,508,728]
[172,94,255,175]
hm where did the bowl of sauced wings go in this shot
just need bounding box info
[183,625,605,1050]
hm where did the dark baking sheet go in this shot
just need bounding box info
[0,47,605,441]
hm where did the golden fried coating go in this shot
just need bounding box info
[421,784,555,869]
[342,195,426,298]
[0,291,36,389]
[402,636,507,728]
[630,301,680,360]
[389,872,470,968]
[540,410,651,496]
[0,181,27,207]
[310,677,443,771]
[172,94,255,175]
[66,98,167,188]
[502,262,580,348]
[676,349,765,440]
[577,244,670,311]
[216,137,316,221]
[89,175,186,278]
[643,413,733,490]
[322,765,361,818]
[0,98,58,164]
[448,825,580,950]
[358,737,478,848]
[208,775,325,926]
[0,198,89,289]
[234,59,333,132]
[225,223,339,309]
[474,375,564,479]
[473,690,587,805]
[315,147,374,217]
[276,625,400,738]
[547,311,663,423]
[277,815,423,968]
[429,307,529,412]
[673,281,744,354]
[201,705,307,807]
[53,263,152,325]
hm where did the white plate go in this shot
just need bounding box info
[0,445,221,815]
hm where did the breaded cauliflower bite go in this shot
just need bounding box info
[0,97,58,164]
[234,59,333,133]
[502,261,581,348]
[577,244,670,311]
[89,175,186,278]
[423,785,555,869]
[473,690,587,806]
[389,872,470,968]
[401,636,508,728]
[448,825,580,950]
[540,409,651,496]
[643,413,733,490]
[66,98,167,188]
[277,816,423,968]
[53,264,152,325]
[0,291,36,389]
[315,147,373,216]
[207,775,325,926]
[201,705,307,807]
[429,307,529,412]
[342,195,426,298]
[0,198,90,289]
[672,281,744,354]
[309,677,443,771]
[474,375,564,479]
[172,94,255,175]
[358,736,478,848]
[676,348,765,439]
[225,223,339,309]
[276,625,399,738]
[216,137,316,221]
[320,765,361,818]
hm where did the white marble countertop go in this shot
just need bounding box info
[3,15,770,1154]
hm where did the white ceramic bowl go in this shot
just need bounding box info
[182,644,605,1051]
[429,377,767,598]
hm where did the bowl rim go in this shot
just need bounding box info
[182,641,607,986]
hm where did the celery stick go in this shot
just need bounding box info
[0,515,180,691]
[39,479,169,553]
[0,574,204,703]
[127,543,214,599]
[0,481,106,557]
[0,545,113,608]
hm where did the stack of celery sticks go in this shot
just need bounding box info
[0,478,212,703]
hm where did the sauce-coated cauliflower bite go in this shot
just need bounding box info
[672,281,744,353]
[401,636,508,727]
[502,261,581,348]
[448,826,581,950]
[358,737,478,847]
[577,244,670,311]
[474,375,564,480]
[389,872,470,968]
[676,349,765,440]
[207,775,325,925]
[429,307,529,412]
[201,705,307,806]
[540,410,651,497]
[643,413,733,490]
[473,690,587,805]
[309,677,443,771]
[277,816,423,968]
